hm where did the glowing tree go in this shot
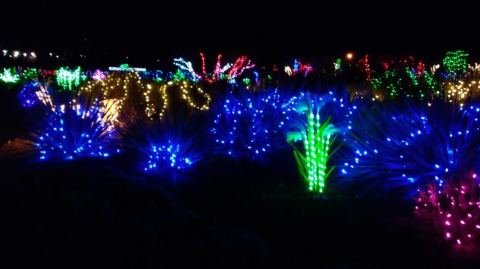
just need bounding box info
[443,50,468,82]
[0,68,20,83]
[56,67,81,91]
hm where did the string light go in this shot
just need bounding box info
[178,81,211,111]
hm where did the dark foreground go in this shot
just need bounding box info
[0,154,479,269]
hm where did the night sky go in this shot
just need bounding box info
[1,1,478,65]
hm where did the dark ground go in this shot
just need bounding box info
[1,84,480,269]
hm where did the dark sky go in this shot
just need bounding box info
[0,0,478,64]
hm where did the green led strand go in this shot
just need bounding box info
[304,113,335,193]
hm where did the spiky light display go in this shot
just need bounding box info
[443,50,468,82]
[338,96,480,196]
[0,68,20,83]
[209,87,291,164]
[56,67,81,91]
[118,112,205,174]
[27,89,121,161]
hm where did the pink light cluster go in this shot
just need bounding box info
[414,173,480,249]
[92,69,106,81]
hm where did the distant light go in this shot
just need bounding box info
[30,52,36,57]
[49,53,52,56]
[56,55,59,58]
[23,53,27,57]
[13,51,19,57]
[346,53,353,59]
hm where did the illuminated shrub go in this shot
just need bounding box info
[26,89,121,161]
[0,68,20,84]
[56,67,81,91]
[208,87,291,164]
[118,111,206,174]
[339,97,480,195]
[18,81,42,107]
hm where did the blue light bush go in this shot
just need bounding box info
[337,96,480,196]
[208,86,294,164]
[25,87,122,161]
[117,108,207,175]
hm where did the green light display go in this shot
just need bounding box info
[56,67,81,91]
[0,68,20,83]
[22,68,38,80]
[173,69,187,82]
[443,50,468,82]
[288,97,338,196]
